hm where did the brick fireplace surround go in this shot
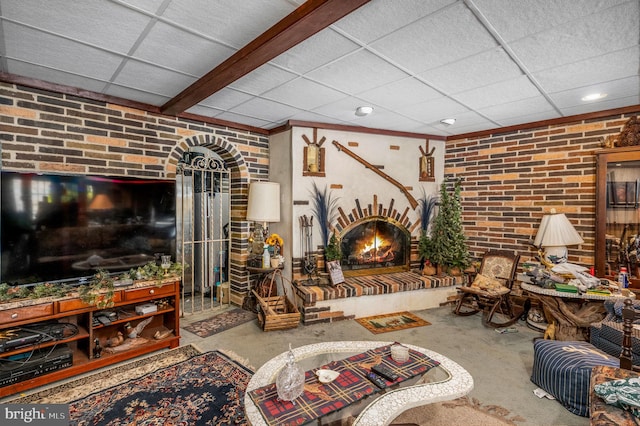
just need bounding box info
[1,80,638,312]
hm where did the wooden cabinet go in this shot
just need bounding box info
[595,146,640,286]
[0,280,180,398]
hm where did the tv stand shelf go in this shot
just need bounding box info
[0,279,180,398]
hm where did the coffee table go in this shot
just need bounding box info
[244,341,473,426]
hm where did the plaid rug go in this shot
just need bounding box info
[355,311,431,334]
[184,308,257,338]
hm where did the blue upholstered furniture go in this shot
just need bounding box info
[531,339,619,417]
[590,298,640,365]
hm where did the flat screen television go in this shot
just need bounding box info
[1,171,176,286]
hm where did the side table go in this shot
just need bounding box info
[521,283,634,341]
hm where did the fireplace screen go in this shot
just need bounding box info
[340,219,410,271]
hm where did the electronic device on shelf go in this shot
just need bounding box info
[0,345,73,387]
[0,321,78,353]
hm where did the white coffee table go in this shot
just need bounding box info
[244,341,473,426]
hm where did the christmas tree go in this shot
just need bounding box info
[429,178,469,272]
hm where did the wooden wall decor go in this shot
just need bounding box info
[419,140,435,182]
[332,140,418,209]
[602,116,640,148]
[302,128,326,176]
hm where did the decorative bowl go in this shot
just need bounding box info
[316,369,340,383]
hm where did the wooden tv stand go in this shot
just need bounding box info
[0,279,180,398]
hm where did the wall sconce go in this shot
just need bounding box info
[534,208,584,264]
[246,181,281,255]
[302,131,326,176]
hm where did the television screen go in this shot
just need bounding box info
[1,172,176,285]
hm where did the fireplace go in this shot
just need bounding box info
[340,217,410,272]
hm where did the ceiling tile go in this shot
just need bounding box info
[306,50,409,94]
[270,28,360,74]
[215,110,275,128]
[477,95,557,122]
[472,0,630,42]
[311,96,379,122]
[357,77,442,109]
[198,88,255,110]
[533,46,640,93]
[371,2,497,73]
[510,1,639,73]
[549,75,640,109]
[334,0,457,44]
[228,64,298,95]
[453,76,541,110]
[397,96,470,123]
[229,97,300,123]
[262,77,347,110]
[560,94,640,117]
[3,23,123,81]
[5,60,109,93]
[133,21,235,76]
[160,0,295,47]
[113,61,197,99]
[2,0,152,54]
[345,109,427,132]
[105,83,171,106]
[419,48,523,94]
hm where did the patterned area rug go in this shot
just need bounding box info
[7,345,254,426]
[184,308,257,338]
[355,311,431,334]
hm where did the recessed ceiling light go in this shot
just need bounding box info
[355,106,373,116]
[440,118,456,126]
[581,93,607,101]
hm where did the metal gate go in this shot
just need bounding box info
[176,147,231,315]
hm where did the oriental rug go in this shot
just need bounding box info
[355,311,431,334]
[7,344,254,426]
[183,308,257,338]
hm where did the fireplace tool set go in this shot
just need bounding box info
[300,215,318,285]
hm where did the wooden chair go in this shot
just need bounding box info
[453,250,520,328]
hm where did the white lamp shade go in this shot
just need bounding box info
[534,212,584,248]
[246,181,280,223]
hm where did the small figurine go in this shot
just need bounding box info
[93,338,102,358]
[106,331,124,347]
[125,317,153,339]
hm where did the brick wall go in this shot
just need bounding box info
[444,112,639,267]
[0,82,269,299]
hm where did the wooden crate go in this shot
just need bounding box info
[253,290,300,331]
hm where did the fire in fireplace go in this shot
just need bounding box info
[340,218,410,271]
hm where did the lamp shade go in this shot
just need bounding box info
[246,182,280,223]
[534,210,584,248]
[88,194,114,210]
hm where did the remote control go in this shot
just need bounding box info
[371,364,399,381]
[366,372,388,389]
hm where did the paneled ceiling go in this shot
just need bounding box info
[1,0,638,137]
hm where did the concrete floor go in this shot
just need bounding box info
[181,304,589,426]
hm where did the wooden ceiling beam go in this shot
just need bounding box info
[161,0,371,116]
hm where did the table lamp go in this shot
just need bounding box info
[534,208,584,264]
[246,181,280,255]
